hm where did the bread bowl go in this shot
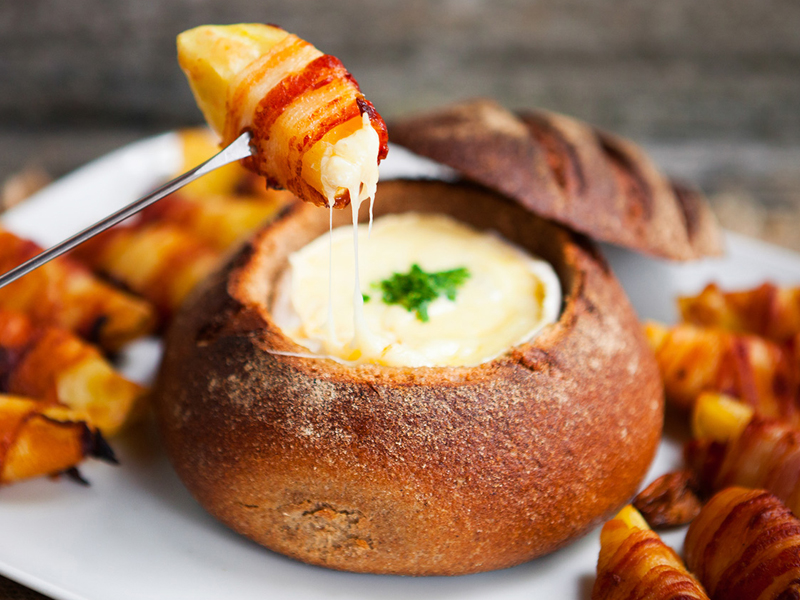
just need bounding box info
[154,178,663,575]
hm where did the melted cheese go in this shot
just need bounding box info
[272,212,562,367]
[319,112,384,356]
[319,112,380,208]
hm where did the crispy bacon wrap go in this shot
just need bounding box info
[71,223,221,325]
[178,24,388,208]
[593,505,709,600]
[0,309,145,436]
[685,487,800,600]
[138,190,289,251]
[680,283,800,344]
[0,394,116,485]
[0,229,155,352]
[687,394,800,515]
[644,322,798,422]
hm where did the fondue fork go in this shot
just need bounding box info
[0,131,253,289]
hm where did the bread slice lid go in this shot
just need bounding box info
[389,98,722,261]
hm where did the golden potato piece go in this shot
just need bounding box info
[0,309,146,436]
[0,228,156,352]
[71,222,220,324]
[0,395,116,485]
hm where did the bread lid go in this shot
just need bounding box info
[389,98,723,261]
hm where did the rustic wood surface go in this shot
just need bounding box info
[2,0,799,138]
[1,0,798,251]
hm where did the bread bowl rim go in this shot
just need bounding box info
[214,178,592,380]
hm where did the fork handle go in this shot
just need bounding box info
[0,131,252,290]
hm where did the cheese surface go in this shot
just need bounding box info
[272,212,561,367]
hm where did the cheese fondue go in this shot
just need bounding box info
[272,212,562,367]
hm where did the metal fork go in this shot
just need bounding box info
[0,131,253,289]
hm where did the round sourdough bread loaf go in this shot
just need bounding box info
[153,179,663,575]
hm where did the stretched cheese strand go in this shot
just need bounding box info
[316,112,382,352]
[326,112,382,355]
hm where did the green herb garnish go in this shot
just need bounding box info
[376,264,470,322]
[362,293,371,303]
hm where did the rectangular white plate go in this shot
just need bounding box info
[1,135,799,600]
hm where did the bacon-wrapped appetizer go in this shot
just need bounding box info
[687,392,800,514]
[593,505,709,600]
[644,321,798,421]
[685,487,800,600]
[177,23,389,208]
[0,309,145,436]
[70,222,220,325]
[138,189,289,251]
[0,394,116,485]
[0,229,156,352]
[680,282,800,344]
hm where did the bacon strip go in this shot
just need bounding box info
[219,29,388,207]
[680,283,800,344]
[685,487,800,600]
[0,229,155,352]
[0,395,116,485]
[224,34,321,143]
[0,309,145,436]
[686,415,800,515]
[593,506,709,600]
[644,322,799,421]
[138,190,289,251]
[70,223,221,325]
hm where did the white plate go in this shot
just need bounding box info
[1,134,799,600]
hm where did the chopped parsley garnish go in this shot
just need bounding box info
[375,264,470,322]
[362,293,371,303]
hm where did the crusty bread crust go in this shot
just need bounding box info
[390,99,723,261]
[153,180,663,575]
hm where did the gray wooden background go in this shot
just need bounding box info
[1,0,799,246]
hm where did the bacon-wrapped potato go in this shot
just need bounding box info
[0,229,156,352]
[644,321,798,421]
[0,309,146,436]
[680,283,800,344]
[685,487,800,600]
[687,392,800,514]
[177,23,389,208]
[70,223,220,324]
[138,189,289,251]
[593,505,709,600]
[0,394,116,485]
